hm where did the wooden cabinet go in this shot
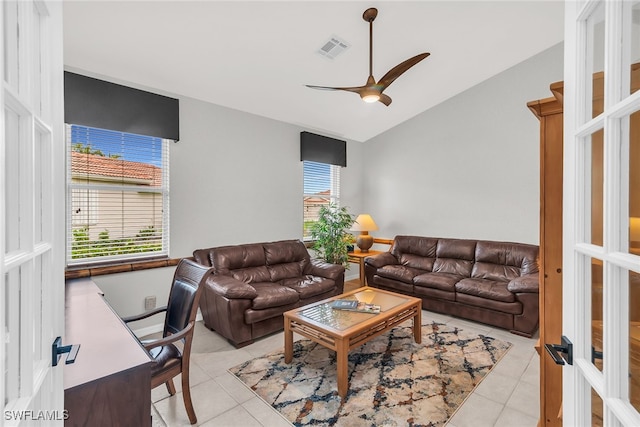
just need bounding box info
[64,278,153,426]
[529,64,640,427]
[528,93,564,427]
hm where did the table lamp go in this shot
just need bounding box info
[351,214,379,252]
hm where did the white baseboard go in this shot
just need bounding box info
[345,272,359,281]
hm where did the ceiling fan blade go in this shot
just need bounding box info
[305,84,366,94]
[306,8,428,106]
[378,52,430,89]
[379,93,392,106]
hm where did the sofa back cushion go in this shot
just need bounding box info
[391,236,438,271]
[432,239,476,277]
[264,240,310,281]
[472,241,539,281]
[206,243,270,284]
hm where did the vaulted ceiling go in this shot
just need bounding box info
[63,1,564,142]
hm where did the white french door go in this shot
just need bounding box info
[1,1,65,425]
[563,0,640,425]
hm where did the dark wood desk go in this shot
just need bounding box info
[64,278,153,426]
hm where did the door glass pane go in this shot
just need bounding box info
[591,257,604,372]
[588,129,605,247]
[4,106,21,253]
[34,129,51,243]
[592,386,604,426]
[33,256,43,362]
[631,2,640,95]
[4,267,22,406]
[34,131,43,243]
[631,271,640,412]
[586,2,605,120]
[32,6,43,117]
[3,1,19,89]
[631,110,640,253]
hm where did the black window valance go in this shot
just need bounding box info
[300,131,346,167]
[64,71,179,141]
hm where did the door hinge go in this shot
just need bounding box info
[544,335,573,365]
[52,336,80,366]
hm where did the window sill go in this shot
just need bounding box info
[65,257,182,279]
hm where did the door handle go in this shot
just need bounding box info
[52,336,80,366]
[544,335,573,365]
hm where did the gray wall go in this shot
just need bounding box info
[363,42,564,245]
[90,92,364,332]
[87,42,563,333]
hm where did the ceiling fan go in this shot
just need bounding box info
[306,7,430,106]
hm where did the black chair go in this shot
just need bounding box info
[123,258,212,425]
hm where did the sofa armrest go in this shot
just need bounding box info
[508,273,539,294]
[308,259,345,281]
[206,275,258,299]
[364,252,398,268]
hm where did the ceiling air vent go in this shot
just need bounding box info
[317,35,350,60]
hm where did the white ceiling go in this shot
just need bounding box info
[63,1,565,142]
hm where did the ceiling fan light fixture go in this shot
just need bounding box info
[360,89,380,103]
[362,94,380,103]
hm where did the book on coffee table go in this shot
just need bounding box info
[331,300,381,314]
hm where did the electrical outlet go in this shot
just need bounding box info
[144,296,156,311]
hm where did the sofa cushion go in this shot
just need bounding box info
[207,243,266,272]
[472,263,520,282]
[249,282,299,309]
[432,239,475,277]
[245,303,299,325]
[436,239,476,260]
[413,272,463,292]
[281,275,335,299]
[455,278,515,303]
[391,236,438,259]
[414,286,456,302]
[371,275,414,294]
[268,263,304,281]
[475,241,539,276]
[377,265,425,284]
[264,240,309,265]
[432,258,473,277]
[230,266,271,284]
[456,293,522,315]
[399,253,435,272]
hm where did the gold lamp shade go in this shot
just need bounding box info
[351,214,379,252]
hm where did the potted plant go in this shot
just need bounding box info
[310,203,355,267]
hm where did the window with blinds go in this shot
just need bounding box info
[66,124,170,265]
[303,160,340,240]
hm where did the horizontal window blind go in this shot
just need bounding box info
[303,160,340,240]
[66,124,170,265]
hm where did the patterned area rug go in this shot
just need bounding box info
[229,321,511,427]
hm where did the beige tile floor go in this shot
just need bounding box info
[148,284,540,427]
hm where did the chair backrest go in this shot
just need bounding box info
[164,258,212,336]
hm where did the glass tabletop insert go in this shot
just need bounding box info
[300,288,410,331]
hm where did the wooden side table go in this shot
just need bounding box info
[347,249,383,287]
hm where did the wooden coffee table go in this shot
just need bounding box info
[283,287,422,398]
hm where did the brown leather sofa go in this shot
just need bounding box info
[193,239,344,347]
[364,236,539,337]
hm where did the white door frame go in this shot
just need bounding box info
[563,1,640,425]
[1,1,65,425]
